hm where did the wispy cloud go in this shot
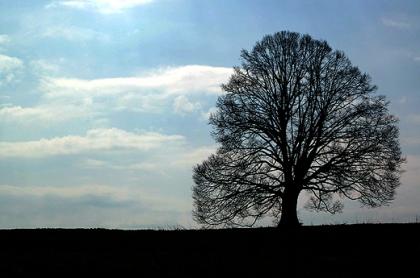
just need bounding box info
[200,106,218,121]
[42,25,109,41]
[79,144,216,171]
[0,104,91,124]
[171,145,216,168]
[0,184,131,200]
[47,0,154,14]
[0,34,10,52]
[173,95,201,115]
[0,34,10,45]
[381,17,411,29]
[30,59,62,75]
[413,57,420,63]
[80,158,159,171]
[0,54,23,84]
[0,128,184,158]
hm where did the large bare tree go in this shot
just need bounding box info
[192,31,404,227]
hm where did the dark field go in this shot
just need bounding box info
[1,224,419,277]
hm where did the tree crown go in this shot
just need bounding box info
[193,31,404,227]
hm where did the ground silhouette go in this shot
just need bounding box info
[1,224,419,277]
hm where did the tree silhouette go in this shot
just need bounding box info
[192,31,404,227]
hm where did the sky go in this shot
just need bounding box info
[0,0,419,228]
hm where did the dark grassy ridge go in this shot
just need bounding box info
[1,224,419,277]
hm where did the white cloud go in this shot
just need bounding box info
[0,183,189,209]
[0,183,190,213]
[200,106,218,121]
[381,17,411,29]
[173,95,201,115]
[0,128,185,158]
[80,158,109,168]
[0,184,129,200]
[0,34,10,45]
[1,65,231,125]
[80,158,158,171]
[0,55,22,71]
[30,59,61,75]
[42,25,109,41]
[171,145,216,168]
[414,57,420,63]
[79,142,217,170]
[41,65,231,98]
[0,54,23,84]
[48,0,154,14]
[0,105,60,121]
[78,144,216,172]
[123,162,158,171]
[0,104,92,124]
[40,65,231,113]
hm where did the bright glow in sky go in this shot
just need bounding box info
[0,0,420,228]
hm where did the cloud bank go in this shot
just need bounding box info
[41,65,232,98]
[0,65,232,124]
[0,183,192,228]
[0,128,184,158]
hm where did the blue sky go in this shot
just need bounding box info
[0,0,419,228]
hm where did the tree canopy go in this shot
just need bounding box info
[192,31,404,227]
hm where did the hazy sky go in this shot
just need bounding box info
[0,0,419,228]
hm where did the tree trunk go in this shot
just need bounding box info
[278,188,300,227]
